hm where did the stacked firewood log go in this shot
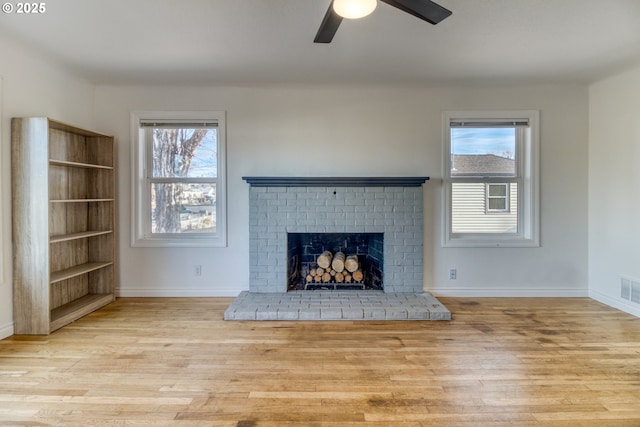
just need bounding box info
[305,250,363,284]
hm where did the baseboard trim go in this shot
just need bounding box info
[429,287,589,298]
[589,289,640,318]
[0,321,14,339]
[118,287,589,299]
[117,288,244,298]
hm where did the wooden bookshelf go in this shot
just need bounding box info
[12,117,116,335]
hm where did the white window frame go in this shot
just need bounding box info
[486,183,510,213]
[131,111,227,247]
[442,110,540,248]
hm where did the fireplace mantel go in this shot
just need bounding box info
[242,176,429,187]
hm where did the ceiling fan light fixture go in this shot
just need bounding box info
[332,0,377,19]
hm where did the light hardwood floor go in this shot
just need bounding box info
[1,297,640,426]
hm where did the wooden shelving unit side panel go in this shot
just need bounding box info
[11,117,52,335]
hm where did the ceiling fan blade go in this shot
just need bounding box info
[380,0,452,25]
[314,1,343,43]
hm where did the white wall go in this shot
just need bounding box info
[0,36,96,338]
[93,84,589,298]
[588,65,640,317]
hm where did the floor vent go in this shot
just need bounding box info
[621,276,640,304]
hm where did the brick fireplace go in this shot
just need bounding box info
[244,177,429,293]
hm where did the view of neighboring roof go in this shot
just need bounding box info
[451,154,515,176]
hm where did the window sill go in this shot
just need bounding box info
[443,235,540,248]
[132,235,227,248]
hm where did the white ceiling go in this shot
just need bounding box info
[1,0,639,86]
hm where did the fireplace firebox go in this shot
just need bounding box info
[287,233,383,291]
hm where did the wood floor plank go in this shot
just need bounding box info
[1,297,639,426]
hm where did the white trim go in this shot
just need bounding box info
[430,287,589,298]
[0,77,3,285]
[0,321,14,340]
[442,110,540,248]
[589,289,640,318]
[130,111,227,248]
[117,287,244,297]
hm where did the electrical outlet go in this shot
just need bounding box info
[194,265,202,277]
[449,268,457,280]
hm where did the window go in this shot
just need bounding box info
[443,110,539,247]
[486,183,510,213]
[131,111,226,247]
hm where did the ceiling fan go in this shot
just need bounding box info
[314,0,452,43]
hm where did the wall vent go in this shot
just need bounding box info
[621,276,640,304]
[621,277,631,300]
[631,281,640,304]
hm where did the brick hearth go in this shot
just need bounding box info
[224,291,451,321]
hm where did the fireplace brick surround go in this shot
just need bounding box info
[245,177,429,293]
[224,177,451,321]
